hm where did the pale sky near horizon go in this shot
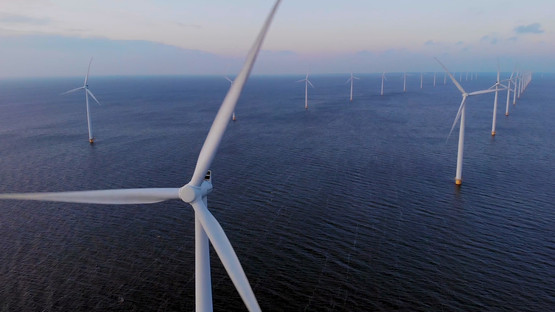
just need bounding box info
[0,0,554,77]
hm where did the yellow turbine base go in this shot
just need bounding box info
[89,138,94,144]
[505,113,509,116]
[455,178,462,185]
[491,131,496,136]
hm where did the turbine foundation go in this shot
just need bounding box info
[491,131,496,136]
[89,138,95,144]
[455,178,462,185]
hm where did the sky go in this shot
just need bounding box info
[0,0,554,77]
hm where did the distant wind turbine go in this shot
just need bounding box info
[0,1,282,311]
[346,73,359,102]
[433,72,437,87]
[488,60,507,136]
[296,73,314,109]
[380,72,387,96]
[513,70,519,105]
[224,76,236,121]
[504,71,515,116]
[435,57,498,185]
[62,57,101,144]
[420,72,424,89]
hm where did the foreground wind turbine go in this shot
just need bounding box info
[0,1,281,311]
[346,73,359,101]
[296,73,314,109]
[435,57,497,185]
[488,60,507,136]
[224,76,237,121]
[62,57,101,144]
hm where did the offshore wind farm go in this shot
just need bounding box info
[0,0,554,311]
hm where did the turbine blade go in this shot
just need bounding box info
[295,79,305,83]
[189,0,281,187]
[191,200,261,312]
[307,80,314,88]
[447,96,467,140]
[87,89,101,105]
[0,188,180,205]
[224,76,233,83]
[345,77,351,84]
[434,57,466,94]
[61,87,84,95]
[469,89,498,96]
[84,57,93,86]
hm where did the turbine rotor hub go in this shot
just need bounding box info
[179,184,199,203]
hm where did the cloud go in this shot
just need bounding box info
[0,13,50,25]
[514,23,544,34]
[480,35,499,45]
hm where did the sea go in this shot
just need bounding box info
[0,73,553,311]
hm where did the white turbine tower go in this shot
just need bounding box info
[62,57,101,144]
[513,70,519,105]
[0,1,282,311]
[296,73,314,109]
[224,76,237,121]
[346,73,359,102]
[504,71,515,116]
[403,72,407,92]
[435,57,497,185]
[433,72,437,87]
[380,72,387,96]
[420,72,424,89]
[488,61,507,136]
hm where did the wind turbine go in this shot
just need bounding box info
[296,73,314,109]
[62,57,101,144]
[513,70,519,105]
[0,1,282,311]
[380,72,387,96]
[346,73,359,101]
[403,72,408,92]
[420,72,424,89]
[224,76,237,121]
[504,71,515,116]
[488,60,507,136]
[435,57,497,185]
[433,72,437,87]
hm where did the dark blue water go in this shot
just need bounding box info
[0,74,553,311]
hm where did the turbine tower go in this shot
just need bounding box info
[0,1,282,311]
[504,71,515,116]
[380,72,387,96]
[62,57,101,144]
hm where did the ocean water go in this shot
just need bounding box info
[0,73,553,311]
